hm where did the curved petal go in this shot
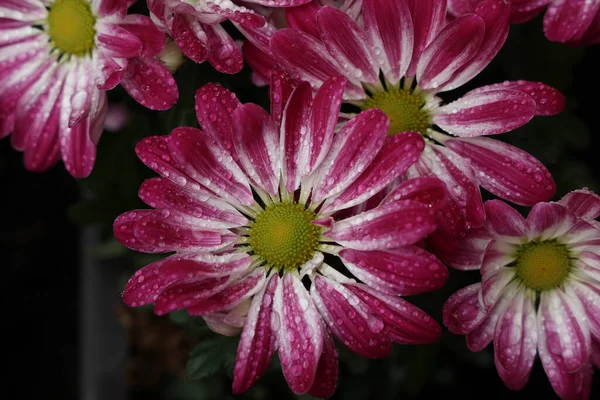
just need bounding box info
[381,176,448,210]
[119,14,165,57]
[203,23,244,74]
[526,202,578,240]
[544,0,600,43]
[269,65,299,128]
[558,188,600,221]
[307,328,338,398]
[443,283,486,334]
[154,276,231,315]
[428,228,490,270]
[285,1,321,39]
[121,57,178,110]
[171,13,208,63]
[483,200,528,238]
[195,83,242,150]
[571,281,600,339]
[96,22,142,59]
[406,0,448,77]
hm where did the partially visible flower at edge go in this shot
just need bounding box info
[439,189,600,399]
[113,71,450,396]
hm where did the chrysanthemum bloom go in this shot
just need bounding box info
[114,73,449,396]
[146,0,311,75]
[262,0,563,236]
[440,189,600,399]
[448,0,600,45]
[0,0,179,177]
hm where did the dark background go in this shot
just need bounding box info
[3,14,600,400]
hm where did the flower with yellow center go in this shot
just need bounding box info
[46,0,96,56]
[441,190,600,399]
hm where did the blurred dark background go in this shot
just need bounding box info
[3,14,600,400]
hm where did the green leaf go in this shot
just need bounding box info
[186,335,239,380]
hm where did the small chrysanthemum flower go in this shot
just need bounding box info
[0,0,179,177]
[114,73,449,396]
[257,0,563,236]
[448,0,600,46]
[439,189,600,399]
[146,0,311,75]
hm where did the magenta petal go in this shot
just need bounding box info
[121,57,178,110]
[527,202,578,239]
[324,132,424,213]
[571,9,600,46]
[154,276,231,315]
[340,246,448,296]
[433,90,536,137]
[406,0,448,77]
[195,83,242,150]
[203,23,243,74]
[347,283,442,344]
[138,177,247,228]
[311,276,392,359]
[119,14,165,57]
[318,6,378,84]
[382,176,448,210]
[572,281,600,339]
[166,127,254,206]
[310,108,389,203]
[307,328,338,398]
[232,274,278,395]
[95,0,126,18]
[60,115,96,179]
[95,50,128,91]
[96,22,142,58]
[416,14,485,92]
[113,210,162,253]
[275,273,323,394]
[447,0,482,16]
[363,0,413,84]
[328,200,436,250]
[242,40,275,86]
[269,65,299,128]
[285,1,321,39]
[444,137,556,206]
[135,136,195,188]
[443,283,486,334]
[427,227,490,270]
[232,103,280,196]
[171,14,209,63]
[544,0,600,43]
[188,268,267,316]
[483,200,528,237]
[558,188,600,220]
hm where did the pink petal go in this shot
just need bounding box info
[203,300,250,336]
[119,14,165,57]
[96,22,143,58]
[443,283,486,334]
[381,176,448,210]
[509,1,549,24]
[570,8,600,46]
[171,13,209,63]
[544,0,600,43]
[311,276,392,358]
[323,132,424,213]
[481,267,518,311]
[310,108,389,203]
[427,227,490,270]
[202,3,264,28]
[195,83,242,150]
[327,200,436,250]
[203,23,243,74]
[416,14,485,92]
[362,0,413,84]
[166,127,254,206]
[0,0,46,22]
[558,188,600,221]
[406,0,448,77]
[275,273,323,394]
[318,6,378,84]
[135,135,195,188]
[232,274,278,395]
[285,1,321,39]
[113,210,163,254]
[466,80,566,116]
[138,177,247,229]
[95,0,126,18]
[433,90,536,137]
[447,0,482,16]
[526,202,578,239]
[60,115,96,179]
[269,65,299,128]
[340,245,448,296]
[443,0,510,92]
[571,281,600,339]
[188,268,267,316]
[121,57,178,110]
[95,50,128,91]
[242,40,275,86]
[270,28,364,100]
[483,200,528,237]
[443,137,556,206]
[307,328,338,398]
[480,239,517,277]
[347,283,442,344]
[232,103,280,196]
[154,276,231,315]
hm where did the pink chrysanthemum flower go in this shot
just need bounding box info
[146,0,311,74]
[259,0,563,236]
[440,189,600,399]
[0,0,179,177]
[114,73,449,396]
[448,0,600,45]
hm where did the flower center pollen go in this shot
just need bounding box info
[516,240,571,291]
[249,202,320,271]
[361,89,430,136]
[47,0,96,56]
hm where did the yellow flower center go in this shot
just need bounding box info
[516,240,571,291]
[47,0,96,56]
[361,89,430,136]
[249,202,321,271]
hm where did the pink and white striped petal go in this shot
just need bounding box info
[94,0,126,19]
[275,273,323,394]
[339,246,448,296]
[171,14,209,63]
[269,66,299,128]
[0,0,47,22]
[327,200,436,250]
[544,0,600,43]
[443,283,486,335]
[406,0,448,77]
[232,274,278,395]
[428,228,490,270]
[121,57,178,110]
[433,90,536,137]
[60,110,97,179]
[311,276,392,358]
[571,281,600,339]
[444,137,556,206]
[119,14,166,57]
[203,300,250,336]
[381,176,448,210]
[203,23,244,74]
[483,200,528,238]
[195,83,242,150]
[96,22,143,59]
[558,188,600,221]
[481,267,518,310]
[135,136,196,189]
[154,276,231,315]
[307,328,338,398]
[526,202,578,240]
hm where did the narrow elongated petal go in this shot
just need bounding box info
[308,328,338,398]
[544,0,600,43]
[195,83,241,150]
[311,276,392,358]
[572,281,600,339]
[154,276,231,315]
[444,137,556,206]
[232,274,278,395]
[275,274,323,394]
[433,90,536,137]
[340,246,448,296]
[327,200,436,250]
[270,65,299,128]
[443,283,486,334]
[96,22,142,58]
[203,23,244,74]
[121,57,178,110]
[382,176,448,210]
[60,112,96,179]
[171,14,208,63]
[558,189,600,220]
[135,136,195,189]
[428,228,490,270]
[483,200,528,237]
[406,0,447,77]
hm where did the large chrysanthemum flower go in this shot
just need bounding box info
[0,0,179,177]
[146,0,311,75]
[448,0,600,46]
[259,0,563,236]
[114,73,449,396]
[440,189,600,399]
